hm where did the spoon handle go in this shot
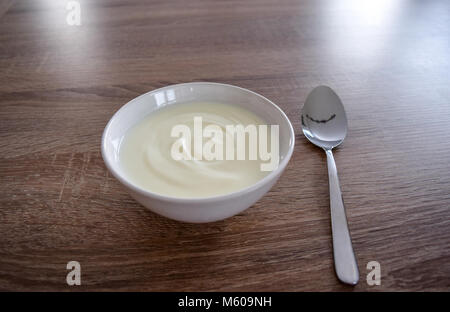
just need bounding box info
[325,149,359,285]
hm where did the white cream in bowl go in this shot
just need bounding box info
[119,101,274,198]
[102,82,295,223]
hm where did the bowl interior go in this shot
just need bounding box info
[102,82,295,186]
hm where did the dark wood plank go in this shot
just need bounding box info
[0,0,449,291]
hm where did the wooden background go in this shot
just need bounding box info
[0,0,449,291]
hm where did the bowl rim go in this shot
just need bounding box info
[101,82,295,203]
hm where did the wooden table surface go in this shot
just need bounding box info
[1,0,449,291]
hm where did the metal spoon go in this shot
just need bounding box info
[301,85,359,285]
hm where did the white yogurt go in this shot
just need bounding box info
[119,102,273,198]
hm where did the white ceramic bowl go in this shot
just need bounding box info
[102,82,295,223]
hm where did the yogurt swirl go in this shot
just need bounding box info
[119,102,271,198]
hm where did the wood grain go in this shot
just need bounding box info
[0,0,449,291]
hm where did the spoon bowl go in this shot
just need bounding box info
[301,86,348,150]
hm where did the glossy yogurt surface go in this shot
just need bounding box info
[119,102,271,198]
